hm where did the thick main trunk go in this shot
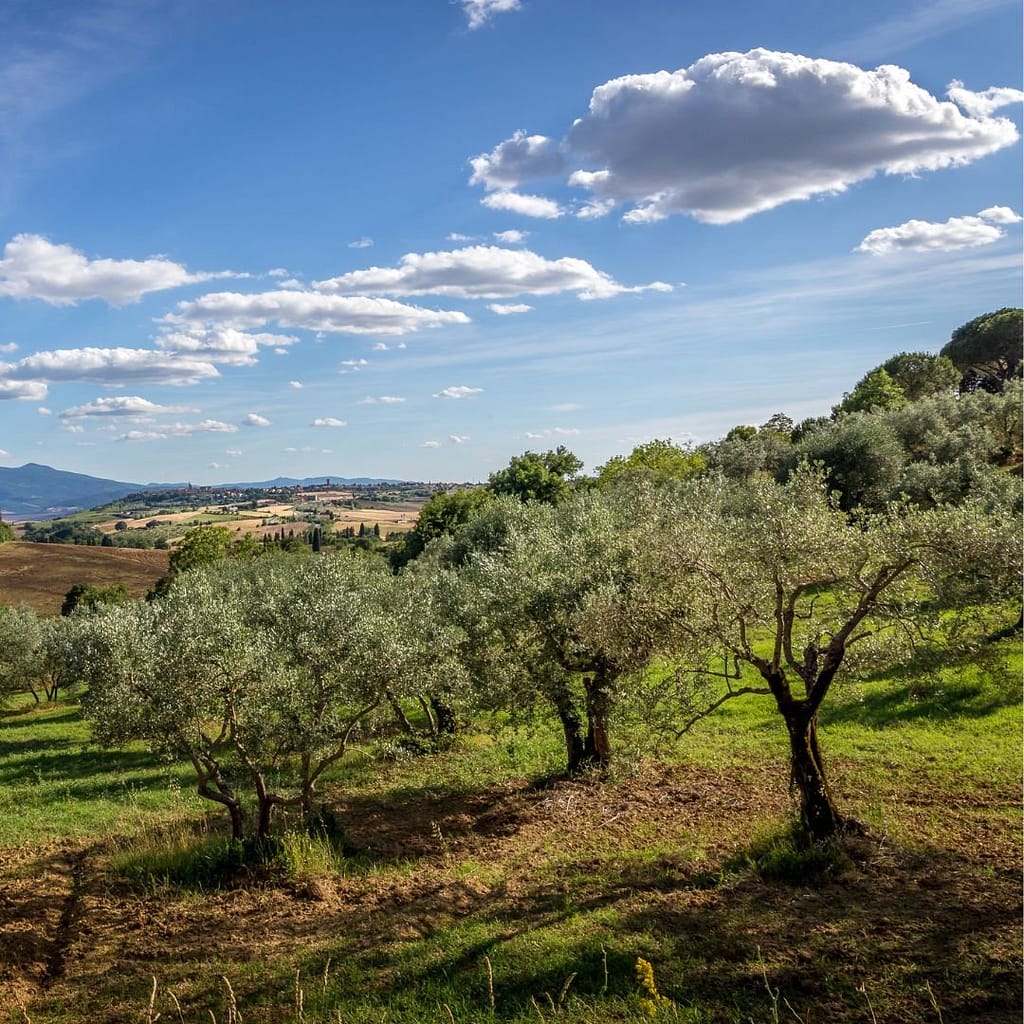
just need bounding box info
[582,673,613,771]
[429,695,458,735]
[784,708,842,842]
[193,756,245,841]
[549,684,586,774]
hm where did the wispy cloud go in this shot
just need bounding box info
[461,0,522,30]
[825,0,1017,61]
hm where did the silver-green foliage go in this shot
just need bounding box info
[76,551,465,841]
[654,464,1021,837]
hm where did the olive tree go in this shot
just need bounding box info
[452,488,687,773]
[78,553,459,843]
[257,552,468,813]
[0,605,46,703]
[661,467,1020,841]
[0,606,85,704]
[78,567,282,841]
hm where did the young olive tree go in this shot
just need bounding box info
[0,605,47,704]
[0,606,85,704]
[453,488,686,773]
[662,467,1020,841]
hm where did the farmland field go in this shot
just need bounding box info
[0,544,169,615]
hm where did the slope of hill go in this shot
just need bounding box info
[0,542,168,614]
[0,464,145,518]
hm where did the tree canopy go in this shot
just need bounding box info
[487,446,583,504]
[596,438,705,488]
[940,307,1023,392]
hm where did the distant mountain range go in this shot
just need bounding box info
[0,464,408,519]
[0,464,144,518]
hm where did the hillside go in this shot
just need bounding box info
[0,464,144,518]
[0,542,168,615]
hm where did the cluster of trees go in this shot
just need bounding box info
[2,312,1020,851]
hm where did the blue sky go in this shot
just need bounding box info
[0,0,1020,485]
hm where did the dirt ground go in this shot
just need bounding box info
[1,762,1019,1022]
[0,544,168,615]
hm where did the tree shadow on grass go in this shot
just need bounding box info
[0,704,79,729]
[302,837,1022,1023]
[327,775,562,864]
[823,677,1019,728]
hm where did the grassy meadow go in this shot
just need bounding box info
[0,643,1020,1023]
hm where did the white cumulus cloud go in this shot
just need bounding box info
[171,289,470,336]
[316,246,669,301]
[359,395,406,404]
[481,190,563,219]
[420,440,441,448]
[976,205,1023,225]
[243,413,271,427]
[946,79,1024,118]
[348,237,374,249]
[116,420,237,441]
[858,206,1022,253]
[0,234,240,306]
[488,302,533,315]
[493,229,528,244]
[0,347,219,392]
[155,326,298,367]
[0,380,47,401]
[59,396,196,420]
[471,49,1021,225]
[470,131,565,190]
[449,434,471,444]
[312,417,347,428]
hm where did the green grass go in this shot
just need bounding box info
[1,642,1020,1023]
[0,694,203,848]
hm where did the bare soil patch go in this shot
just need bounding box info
[0,543,168,615]
[1,762,1019,1021]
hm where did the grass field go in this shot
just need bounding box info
[0,643,1019,1023]
[0,544,169,615]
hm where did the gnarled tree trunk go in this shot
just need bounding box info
[784,705,842,842]
[548,682,586,774]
